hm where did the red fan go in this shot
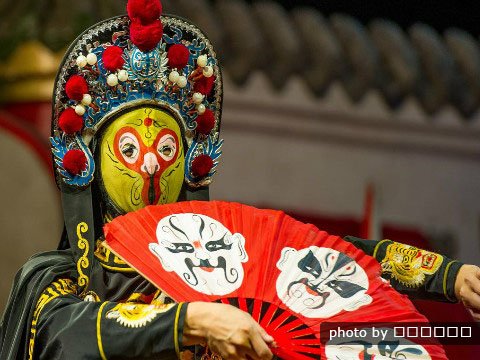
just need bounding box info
[104,201,447,360]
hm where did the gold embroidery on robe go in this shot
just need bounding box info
[105,302,175,328]
[29,279,78,360]
[381,242,444,287]
[94,239,135,272]
[76,222,90,291]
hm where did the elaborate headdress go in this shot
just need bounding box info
[51,0,223,190]
[51,0,223,287]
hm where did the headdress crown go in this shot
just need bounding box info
[51,0,223,189]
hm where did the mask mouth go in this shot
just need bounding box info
[184,257,222,286]
[148,173,156,205]
[184,256,239,285]
[186,257,226,271]
[287,278,331,308]
[197,259,216,272]
[139,171,161,206]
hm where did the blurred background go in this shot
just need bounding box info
[1,0,480,357]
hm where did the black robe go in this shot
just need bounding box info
[0,237,462,359]
[0,251,75,359]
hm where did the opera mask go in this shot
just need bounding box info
[149,213,248,295]
[276,246,372,318]
[99,106,185,213]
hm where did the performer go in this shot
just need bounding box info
[0,1,479,359]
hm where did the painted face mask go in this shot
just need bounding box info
[48,4,223,296]
[149,213,248,295]
[99,106,185,213]
[276,246,372,318]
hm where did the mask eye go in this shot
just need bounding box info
[157,134,177,161]
[122,144,137,157]
[118,132,140,164]
[159,146,172,157]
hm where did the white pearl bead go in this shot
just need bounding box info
[81,94,92,106]
[107,74,119,86]
[118,70,129,82]
[197,104,206,114]
[168,70,179,83]
[75,105,86,116]
[192,92,204,104]
[203,66,214,78]
[86,52,97,65]
[197,55,208,68]
[76,55,87,68]
[177,76,187,88]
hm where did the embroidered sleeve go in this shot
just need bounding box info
[344,236,463,303]
[29,279,78,360]
[30,280,188,360]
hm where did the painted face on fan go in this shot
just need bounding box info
[276,246,372,318]
[325,329,431,360]
[100,107,184,213]
[149,213,248,295]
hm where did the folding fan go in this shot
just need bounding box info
[104,201,447,360]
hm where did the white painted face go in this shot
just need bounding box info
[325,328,431,360]
[276,246,372,318]
[149,213,248,295]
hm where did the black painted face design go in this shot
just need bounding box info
[276,246,372,318]
[149,213,248,295]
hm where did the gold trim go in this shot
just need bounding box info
[97,302,109,360]
[174,302,184,358]
[443,260,458,302]
[95,240,135,272]
[28,279,77,360]
[76,222,90,290]
[373,239,390,259]
[99,262,137,273]
[127,293,147,303]
[113,255,128,265]
[101,240,175,299]
[94,239,111,263]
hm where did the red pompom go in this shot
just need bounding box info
[103,46,125,72]
[193,75,215,96]
[130,20,163,52]
[195,109,215,135]
[58,108,84,134]
[127,0,162,25]
[63,149,87,175]
[191,154,214,178]
[65,75,88,101]
[168,44,190,70]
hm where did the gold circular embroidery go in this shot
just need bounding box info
[106,302,175,328]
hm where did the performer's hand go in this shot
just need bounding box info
[183,302,274,360]
[455,264,480,321]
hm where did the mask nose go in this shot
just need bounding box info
[141,152,159,175]
[310,275,328,291]
[193,240,210,260]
